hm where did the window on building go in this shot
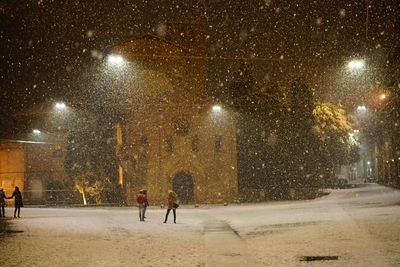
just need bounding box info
[139,135,148,145]
[173,118,190,136]
[191,135,199,152]
[215,135,222,152]
[166,135,173,152]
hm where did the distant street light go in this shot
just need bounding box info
[212,105,222,112]
[55,102,66,110]
[379,93,386,100]
[357,105,367,111]
[107,54,124,66]
[347,60,365,70]
[32,129,41,134]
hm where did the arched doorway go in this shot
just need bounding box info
[172,171,194,204]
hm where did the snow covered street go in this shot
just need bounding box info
[1,184,400,266]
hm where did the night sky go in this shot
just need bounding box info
[1,0,399,129]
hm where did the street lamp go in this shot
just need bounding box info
[347,60,365,71]
[379,93,386,100]
[212,105,222,112]
[357,105,367,111]
[107,54,124,66]
[55,102,66,110]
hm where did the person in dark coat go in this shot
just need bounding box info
[7,186,23,218]
[0,188,6,217]
[142,189,149,219]
[136,189,147,222]
[163,190,178,224]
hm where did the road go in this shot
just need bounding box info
[0,184,399,266]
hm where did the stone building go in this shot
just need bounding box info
[114,23,238,204]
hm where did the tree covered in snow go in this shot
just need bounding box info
[313,102,360,181]
[64,108,119,204]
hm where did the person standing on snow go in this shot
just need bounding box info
[163,190,178,224]
[0,188,7,217]
[7,186,23,218]
[137,189,147,222]
[142,189,149,219]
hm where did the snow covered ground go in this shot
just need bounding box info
[0,184,400,266]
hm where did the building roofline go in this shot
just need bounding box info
[0,139,58,145]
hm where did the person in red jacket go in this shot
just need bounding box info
[137,190,147,222]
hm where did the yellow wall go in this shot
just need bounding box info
[0,142,25,205]
[122,103,238,204]
[113,29,238,204]
[0,141,67,204]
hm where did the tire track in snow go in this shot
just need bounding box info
[203,219,262,266]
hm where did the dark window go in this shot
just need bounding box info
[215,135,222,152]
[173,118,190,136]
[191,135,199,152]
[166,135,173,152]
[139,135,148,145]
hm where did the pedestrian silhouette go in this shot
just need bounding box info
[0,188,6,217]
[7,186,23,218]
[143,189,149,219]
[164,190,178,224]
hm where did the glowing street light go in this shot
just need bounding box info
[212,105,222,112]
[379,93,386,100]
[55,102,66,110]
[357,105,367,111]
[32,129,41,134]
[347,60,365,70]
[107,54,124,66]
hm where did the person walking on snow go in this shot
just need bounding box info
[0,188,7,217]
[137,190,147,221]
[7,186,23,218]
[163,190,178,224]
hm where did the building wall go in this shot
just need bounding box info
[24,143,67,203]
[122,103,238,204]
[0,141,67,204]
[113,26,238,204]
[0,142,25,205]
